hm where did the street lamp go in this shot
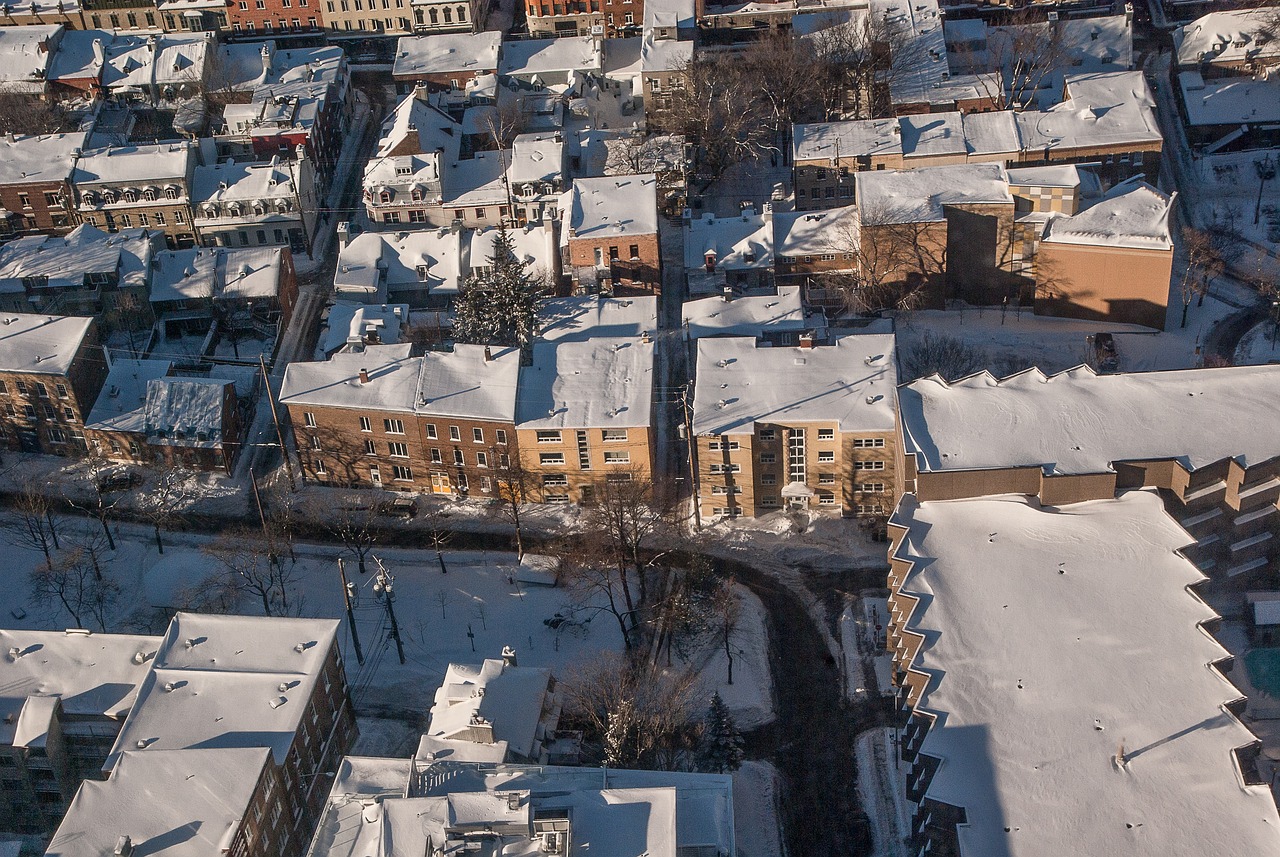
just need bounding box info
[373,558,406,665]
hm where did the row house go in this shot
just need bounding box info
[793,71,1164,208]
[148,243,297,334]
[691,333,899,521]
[0,1,83,30]
[0,313,106,456]
[772,205,859,307]
[81,0,162,32]
[390,31,500,93]
[408,0,478,35]
[682,204,774,297]
[98,32,211,104]
[83,357,245,472]
[71,142,198,248]
[524,0,640,38]
[318,0,415,35]
[0,629,161,834]
[559,173,661,295]
[1174,8,1280,79]
[680,284,812,347]
[0,132,87,238]
[497,34,602,90]
[155,0,227,31]
[0,25,63,96]
[192,153,318,254]
[227,0,322,36]
[280,343,522,496]
[0,224,162,332]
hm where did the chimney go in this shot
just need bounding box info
[336,221,352,249]
[721,286,733,302]
[501,646,517,667]
[358,367,370,384]
[483,346,493,362]
[799,332,814,350]
[114,837,133,857]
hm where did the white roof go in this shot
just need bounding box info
[0,26,61,92]
[899,363,1280,475]
[538,295,658,342]
[150,246,284,304]
[682,286,806,340]
[85,358,173,434]
[468,224,553,274]
[1178,71,1280,127]
[426,657,552,760]
[1041,181,1174,251]
[518,337,654,430]
[1006,164,1092,188]
[960,110,1020,156]
[143,376,231,447]
[107,612,340,768]
[101,33,210,91]
[774,205,857,257]
[416,733,510,764]
[899,111,966,159]
[870,0,949,105]
[509,133,563,185]
[643,0,694,30]
[322,301,409,356]
[1175,9,1280,68]
[499,35,601,78]
[49,749,269,857]
[891,490,1280,857]
[416,344,520,421]
[560,174,659,243]
[855,163,1011,223]
[1015,71,1162,154]
[280,344,418,414]
[0,132,87,186]
[0,225,158,298]
[793,118,902,162]
[0,313,93,377]
[684,209,773,271]
[73,142,194,186]
[335,228,463,304]
[640,36,692,73]
[0,629,161,747]
[392,32,501,77]
[193,158,299,205]
[692,334,897,435]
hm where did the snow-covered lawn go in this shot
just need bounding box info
[692,586,774,730]
[855,728,911,857]
[733,761,784,857]
[1234,319,1280,365]
[1192,150,1280,254]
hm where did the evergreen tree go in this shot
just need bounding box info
[452,223,541,348]
[697,692,744,773]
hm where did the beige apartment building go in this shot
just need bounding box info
[691,333,898,521]
[72,143,198,248]
[515,336,654,503]
[0,314,105,457]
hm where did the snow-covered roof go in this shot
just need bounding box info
[855,163,1011,224]
[640,36,691,73]
[1006,164,1093,188]
[427,657,553,761]
[142,376,231,447]
[48,749,269,857]
[100,33,210,92]
[509,132,563,185]
[280,344,419,414]
[693,334,896,435]
[0,26,61,93]
[0,224,159,298]
[1041,181,1174,251]
[467,224,553,275]
[960,110,1020,156]
[0,312,94,377]
[1175,9,1280,69]
[416,733,510,764]
[416,344,520,422]
[73,141,194,186]
[0,131,87,186]
[560,174,659,243]
[891,489,1280,857]
[899,363,1280,475]
[538,295,658,342]
[682,286,806,340]
[899,111,966,159]
[364,94,460,188]
[85,358,173,434]
[149,246,284,304]
[107,612,340,769]
[322,301,409,356]
[0,629,160,747]
[518,337,653,430]
[335,228,463,304]
[442,149,508,208]
[392,32,502,77]
[793,118,902,162]
[774,205,857,257]
[603,36,642,78]
[1178,71,1280,127]
[684,208,774,271]
[1015,71,1162,154]
[644,0,694,30]
[193,158,299,205]
[498,35,602,79]
[45,29,109,83]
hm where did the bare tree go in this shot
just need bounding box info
[136,468,191,555]
[487,445,534,559]
[710,576,741,686]
[902,332,989,382]
[65,456,127,552]
[320,494,379,575]
[482,95,528,152]
[4,487,61,568]
[30,531,120,631]
[0,84,72,136]
[202,527,302,617]
[828,204,947,315]
[949,12,1070,110]
[1178,227,1228,328]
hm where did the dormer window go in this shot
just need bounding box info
[379,190,393,203]
[416,264,429,281]
[395,165,412,176]
[165,186,180,200]
[142,188,157,202]
[410,188,424,202]
[253,204,266,216]
[705,252,716,272]
[122,190,138,203]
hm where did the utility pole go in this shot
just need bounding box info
[259,353,297,491]
[337,558,364,665]
[679,384,701,529]
[373,557,406,665]
[431,527,449,574]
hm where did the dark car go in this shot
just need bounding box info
[378,498,418,519]
[96,471,142,493]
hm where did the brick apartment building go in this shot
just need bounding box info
[525,0,641,38]
[691,333,899,521]
[227,0,323,36]
[390,32,501,92]
[0,314,106,457]
[0,133,87,238]
[72,143,198,248]
[559,174,661,295]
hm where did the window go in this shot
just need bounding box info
[359,416,372,432]
[817,451,835,462]
[818,492,836,506]
[430,448,443,464]
[310,435,322,450]
[852,438,885,448]
[364,439,377,455]
[545,493,570,504]
[472,427,484,443]
[817,428,835,440]
[713,507,742,517]
[34,383,47,398]
[496,429,507,445]
[425,423,437,439]
[388,442,408,457]
[43,404,55,420]
[17,194,29,208]
[176,211,186,224]
[393,465,413,481]
[155,212,166,226]
[0,381,6,394]
[540,453,565,465]
[603,451,630,464]
[708,463,741,473]
[858,482,886,493]
[304,412,316,427]
[384,419,405,434]
[760,473,777,485]
[536,430,562,443]
[543,474,569,487]
[818,473,836,484]
[449,426,461,441]
[857,503,884,515]
[760,495,779,507]
[854,460,885,471]
[476,451,488,467]
[22,405,35,419]
[759,429,776,441]
[711,485,743,494]
[315,459,327,475]
[44,192,60,208]
[759,453,776,464]
[602,429,627,442]
[453,449,464,466]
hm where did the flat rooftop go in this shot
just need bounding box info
[891,490,1280,857]
[518,337,653,430]
[900,364,1280,475]
[0,313,94,377]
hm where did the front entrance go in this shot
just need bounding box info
[431,472,451,494]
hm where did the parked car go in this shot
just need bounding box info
[378,498,418,519]
[96,470,142,493]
